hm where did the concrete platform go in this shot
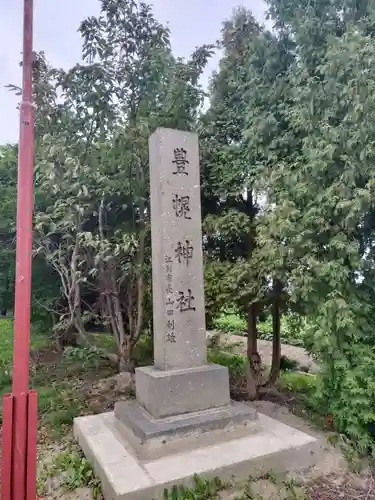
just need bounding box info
[114,400,258,459]
[74,411,322,500]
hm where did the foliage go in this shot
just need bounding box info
[54,449,101,494]
[212,309,308,348]
[63,345,103,370]
[278,372,317,395]
[208,349,247,378]
[37,445,101,498]
[0,145,17,316]
[200,3,299,397]
[3,0,375,460]
[254,0,375,454]
[5,0,214,368]
[212,309,247,335]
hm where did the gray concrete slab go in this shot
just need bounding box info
[74,411,322,500]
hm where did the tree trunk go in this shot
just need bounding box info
[118,337,134,373]
[74,313,89,346]
[246,302,261,400]
[56,323,79,350]
[263,279,282,388]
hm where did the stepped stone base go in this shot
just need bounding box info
[74,410,321,500]
[114,399,258,460]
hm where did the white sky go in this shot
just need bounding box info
[0,0,267,144]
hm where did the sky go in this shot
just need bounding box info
[0,0,267,145]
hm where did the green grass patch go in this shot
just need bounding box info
[163,475,228,499]
[208,349,246,377]
[212,311,246,334]
[278,371,317,394]
[0,319,50,395]
[37,444,101,498]
[37,383,85,434]
[212,309,307,348]
[0,320,117,433]
[0,318,47,364]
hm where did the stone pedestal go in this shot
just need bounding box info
[134,364,230,418]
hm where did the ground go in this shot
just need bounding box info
[0,319,374,499]
[207,331,319,373]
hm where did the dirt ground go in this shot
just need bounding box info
[3,337,371,500]
[219,400,374,499]
[35,388,374,500]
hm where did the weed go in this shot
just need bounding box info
[237,473,307,500]
[63,345,103,371]
[163,475,227,499]
[54,448,101,497]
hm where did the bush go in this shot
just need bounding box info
[208,349,246,377]
[133,333,153,366]
[212,310,246,334]
[278,372,317,394]
[304,292,375,457]
[208,349,247,399]
[212,309,308,348]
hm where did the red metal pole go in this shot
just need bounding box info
[26,391,38,500]
[1,395,14,500]
[10,0,35,498]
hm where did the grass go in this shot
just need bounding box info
[37,443,102,498]
[0,318,47,365]
[0,319,48,393]
[163,476,228,499]
[161,473,310,499]
[0,319,118,432]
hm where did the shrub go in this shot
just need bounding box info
[212,308,309,348]
[212,310,246,334]
[208,349,246,377]
[278,372,317,394]
[133,333,153,366]
[304,292,375,457]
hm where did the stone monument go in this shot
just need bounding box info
[74,128,320,500]
[115,127,257,457]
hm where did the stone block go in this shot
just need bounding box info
[135,364,230,418]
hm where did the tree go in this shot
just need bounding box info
[254,0,375,451]
[28,0,213,370]
[0,145,17,316]
[200,7,294,398]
